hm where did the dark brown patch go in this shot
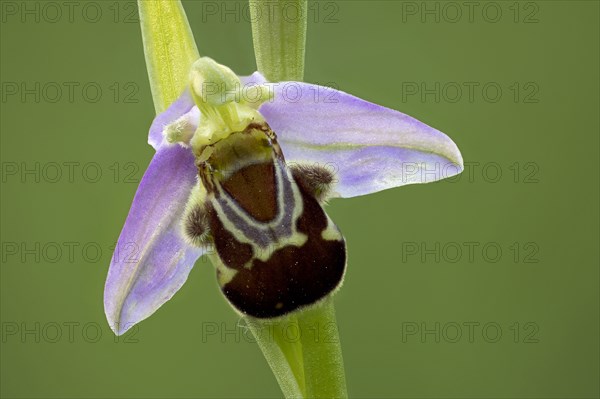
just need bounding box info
[206,204,254,270]
[221,162,278,222]
[220,184,346,319]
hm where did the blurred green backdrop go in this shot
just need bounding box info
[1,1,598,398]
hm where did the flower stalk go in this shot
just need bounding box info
[246,299,347,398]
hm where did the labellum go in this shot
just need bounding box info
[184,122,346,318]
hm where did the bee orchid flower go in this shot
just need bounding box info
[104,57,463,335]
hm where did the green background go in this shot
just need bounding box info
[1,1,598,398]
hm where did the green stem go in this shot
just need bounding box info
[297,301,347,398]
[138,0,199,113]
[247,317,305,398]
[249,0,307,82]
[246,300,347,399]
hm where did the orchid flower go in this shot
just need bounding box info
[103,2,463,397]
[104,56,462,336]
